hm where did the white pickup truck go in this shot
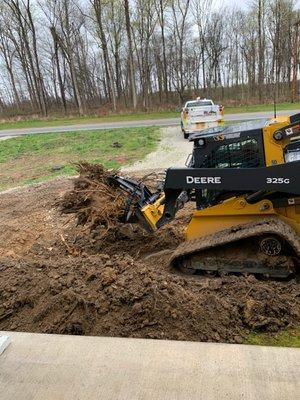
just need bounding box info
[181,98,224,139]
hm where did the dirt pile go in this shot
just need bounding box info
[1,254,299,342]
[60,163,128,237]
[0,175,299,343]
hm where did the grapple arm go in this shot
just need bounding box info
[108,174,189,232]
[109,160,300,232]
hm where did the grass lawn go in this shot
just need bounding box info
[0,111,179,130]
[0,126,160,191]
[226,101,300,114]
[247,327,300,348]
[1,101,300,131]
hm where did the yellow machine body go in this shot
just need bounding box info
[185,196,300,241]
[185,115,300,241]
[140,194,165,231]
[140,114,300,245]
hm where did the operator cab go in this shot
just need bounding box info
[189,115,300,170]
[187,116,300,207]
[189,120,268,169]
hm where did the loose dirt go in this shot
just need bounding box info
[60,163,128,237]
[0,170,299,343]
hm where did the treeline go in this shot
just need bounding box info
[0,0,299,117]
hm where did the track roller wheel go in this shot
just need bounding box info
[259,236,282,256]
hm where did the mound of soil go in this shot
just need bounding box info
[60,163,128,237]
[0,254,299,342]
[0,174,299,343]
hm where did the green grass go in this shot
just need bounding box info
[0,126,161,191]
[226,101,300,114]
[247,327,300,348]
[1,101,300,131]
[0,111,179,130]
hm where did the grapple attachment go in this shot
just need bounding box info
[107,175,165,232]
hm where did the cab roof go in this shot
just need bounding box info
[189,119,270,142]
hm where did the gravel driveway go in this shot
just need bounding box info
[123,126,193,172]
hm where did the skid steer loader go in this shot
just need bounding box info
[108,114,300,277]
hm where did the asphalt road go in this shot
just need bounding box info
[0,109,298,139]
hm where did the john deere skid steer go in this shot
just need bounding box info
[109,114,300,277]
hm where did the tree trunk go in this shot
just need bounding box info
[258,0,265,101]
[50,26,67,114]
[159,0,168,100]
[92,0,116,111]
[124,0,137,109]
[26,2,48,116]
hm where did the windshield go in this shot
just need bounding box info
[201,139,262,169]
[185,101,213,108]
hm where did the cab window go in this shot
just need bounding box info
[186,101,213,108]
[202,138,262,168]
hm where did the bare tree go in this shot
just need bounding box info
[90,0,116,110]
[0,33,21,107]
[155,0,169,100]
[124,0,137,109]
[2,0,48,115]
[0,0,299,117]
[170,0,191,101]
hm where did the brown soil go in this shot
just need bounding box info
[0,173,299,343]
[59,163,128,237]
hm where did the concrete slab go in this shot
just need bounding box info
[0,335,10,355]
[0,331,299,400]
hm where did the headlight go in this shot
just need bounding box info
[285,150,300,163]
[273,130,284,141]
[197,139,205,146]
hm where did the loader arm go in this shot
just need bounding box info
[157,161,300,228]
[111,160,300,232]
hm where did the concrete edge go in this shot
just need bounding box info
[0,335,11,356]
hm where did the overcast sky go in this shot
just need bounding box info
[214,0,248,9]
[215,0,300,9]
